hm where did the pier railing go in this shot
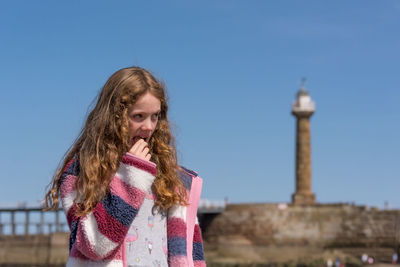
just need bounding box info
[0,200,226,235]
[0,207,67,235]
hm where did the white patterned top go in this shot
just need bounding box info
[125,193,168,267]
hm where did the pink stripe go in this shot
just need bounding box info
[194,261,207,267]
[167,217,186,238]
[66,204,79,227]
[74,219,102,260]
[104,245,123,260]
[169,255,189,266]
[193,224,203,243]
[109,177,146,210]
[70,246,88,260]
[122,153,157,176]
[63,158,77,172]
[93,203,128,243]
[186,176,203,267]
[70,246,124,264]
[60,174,77,198]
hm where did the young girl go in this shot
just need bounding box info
[45,67,206,267]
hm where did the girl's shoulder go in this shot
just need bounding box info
[177,165,199,191]
[64,156,80,172]
[59,156,80,186]
[179,165,198,177]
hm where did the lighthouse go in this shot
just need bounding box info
[291,82,316,205]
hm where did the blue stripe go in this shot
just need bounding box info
[178,169,192,190]
[180,166,198,177]
[59,158,80,186]
[66,158,80,176]
[192,242,205,260]
[69,220,79,251]
[168,237,187,256]
[101,193,138,226]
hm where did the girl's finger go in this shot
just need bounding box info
[140,147,149,157]
[130,139,141,150]
[145,154,151,161]
[136,141,148,154]
[129,139,151,161]
[142,146,150,156]
[130,139,145,154]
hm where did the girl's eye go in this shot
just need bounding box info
[152,113,160,120]
[133,114,143,120]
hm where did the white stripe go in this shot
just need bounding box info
[67,257,123,267]
[116,162,155,194]
[82,213,119,258]
[62,191,76,212]
[168,204,187,223]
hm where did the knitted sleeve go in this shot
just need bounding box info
[167,204,189,266]
[192,216,206,267]
[167,209,206,267]
[59,153,156,260]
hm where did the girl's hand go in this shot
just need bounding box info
[129,139,151,161]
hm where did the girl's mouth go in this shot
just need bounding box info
[132,135,149,144]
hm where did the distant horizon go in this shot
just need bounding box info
[1,1,399,209]
[1,199,399,211]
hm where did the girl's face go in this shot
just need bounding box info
[128,92,161,145]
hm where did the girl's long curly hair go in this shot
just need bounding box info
[44,66,187,216]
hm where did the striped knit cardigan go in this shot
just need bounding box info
[59,153,206,267]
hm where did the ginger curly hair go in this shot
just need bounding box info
[45,66,187,216]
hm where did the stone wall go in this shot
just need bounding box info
[1,203,399,265]
[203,203,400,263]
[0,233,69,266]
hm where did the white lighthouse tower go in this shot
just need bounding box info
[291,81,316,205]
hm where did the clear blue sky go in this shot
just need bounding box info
[0,1,399,209]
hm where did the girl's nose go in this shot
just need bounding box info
[142,118,155,131]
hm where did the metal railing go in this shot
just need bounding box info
[0,207,67,235]
[0,200,226,236]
